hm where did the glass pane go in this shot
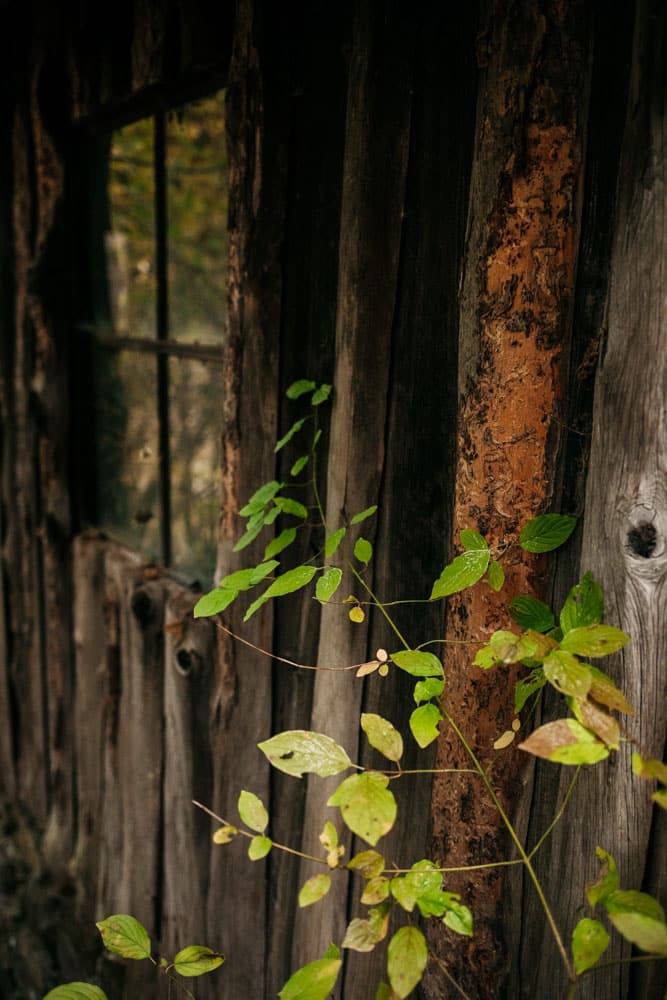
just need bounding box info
[167,90,228,344]
[95,348,161,560]
[106,118,156,337]
[169,357,220,583]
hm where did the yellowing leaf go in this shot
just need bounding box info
[387,927,428,999]
[248,836,272,861]
[212,825,238,845]
[543,650,592,700]
[43,986,108,1000]
[347,850,385,879]
[361,713,404,762]
[258,731,353,778]
[518,719,609,765]
[328,773,397,846]
[587,847,619,908]
[96,915,151,961]
[173,945,224,977]
[299,874,332,907]
[278,955,342,1000]
[560,624,630,658]
[349,606,365,623]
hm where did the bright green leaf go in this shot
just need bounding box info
[173,945,224,977]
[409,704,442,748]
[273,497,309,519]
[239,480,284,516]
[391,650,443,678]
[193,588,239,618]
[354,537,373,564]
[430,549,490,600]
[258,731,352,778]
[361,713,404,763]
[275,418,307,453]
[328,772,397,846]
[43,986,108,1000]
[248,835,272,860]
[316,567,343,604]
[325,528,346,557]
[518,719,609,765]
[460,529,487,550]
[347,850,385,879]
[560,625,630,658]
[391,861,442,913]
[291,455,310,477]
[509,596,555,633]
[219,561,279,592]
[443,902,474,937]
[587,848,619,908]
[233,520,265,552]
[278,955,342,1000]
[514,668,547,713]
[387,926,428,999]
[238,790,269,833]
[286,379,316,399]
[96,915,151,961]
[560,572,604,634]
[244,565,318,621]
[487,561,505,591]
[543,650,592,699]
[605,890,667,955]
[413,677,445,704]
[473,646,499,669]
[519,514,577,553]
[265,528,298,560]
[311,384,332,406]
[572,918,609,974]
[299,874,332,907]
[351,506,378,525]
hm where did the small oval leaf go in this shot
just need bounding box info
[391,650,443,678]
[238,790,269,833]
[519,514,577,553]
[43,986,108,1000]
[572,918,609,974]
[354,537,373,565]
[258,731,352,778]
[409,704,442,748]
[248,835,272,861]
[299,874,332,908]
[96,915,151,961]
[388,927,428,999]
[173,945,224,977]
[430,550,490,600]
[361,713,404,762]
[316,567,343,604]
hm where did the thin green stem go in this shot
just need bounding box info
[441,708,576,984]
[581,954,667,975]
[163,970,196,1000]
[566,980,577,1000]
[387,858,522,875]
[192,800,328,866]
[348,563,411,649]
[384,767,479,778]
[529,767,581,859]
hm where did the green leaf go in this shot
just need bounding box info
[519,514,577,553]
[351,506,378,525]
[244,565,318,621]
[286,379,317,399]
[325,527,346,557]
[391,861,442,912]
[219,561,279,592]
[632,753,667,784]
[311,384,332,406]
[96,915,151,961]
[316,567,343,604]
[409,704,442,748]
[239,480,283,516]
[354,537,373,564]
[572,918,609,974]
[518,719,609,765]
[347,850,385,879]
[319,821,338,851]
[605,890,667,955]
[193,587,239,618]
[258,730,353,778]
[238,790,269,833]
[278,955,342,1000]
[233,520,265,552]
[560,625,630,658]
[43,986,108,1000]
[173,946,224,977]
[248,835,272,860]
[375,984,395,1000]
[485,630,540,665]
[299,874,332,907]
[361,713,404,762]
[543,650,592,699]
[265,528,298,560]
[443,902,474,937]
[273,497,309,519]
[413,677,445,704]
[430,549,490,600]
[291,455,310,477]
[387,926,428,999]
[487,561,505,591]
[361,877,390,905]
[514,668,547,713]
[560,572,604,634]
[391,650,443,678]
[275,418,307,453]
[653,788,667,810]
[328,772,397,846]
[473,646,499,670]
[509,596,555,633]
[460,529,487,550]
[587,848,619,907]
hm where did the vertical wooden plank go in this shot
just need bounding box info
[267,2,349,991]
[205,2,286,995]
[426,2,590,996]
[523,4,667,999]
[292,0,414,978]
[162,589,216,960]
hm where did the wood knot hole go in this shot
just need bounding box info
[131,588,155,624]
[174,647,201,677]
[627,521,657,558]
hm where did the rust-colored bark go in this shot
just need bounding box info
[426,3,589,997]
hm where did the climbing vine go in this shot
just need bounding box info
[46,382,667,1000]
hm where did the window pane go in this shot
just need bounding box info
[167,91,228,344]
[95,348,161,560]
[169,357,220,583]
[107,118,156,337]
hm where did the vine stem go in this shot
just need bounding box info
[528,767,581,859]
[347,563,411,649]
[441,708,576,984]
[192,800,328,866]
[431,954,474,1000]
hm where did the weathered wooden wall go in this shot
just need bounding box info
[0,2,665,999]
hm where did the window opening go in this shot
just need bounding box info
[91,89,227,583]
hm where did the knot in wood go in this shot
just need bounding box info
[174,646,202,677]
[130,586,156,625]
